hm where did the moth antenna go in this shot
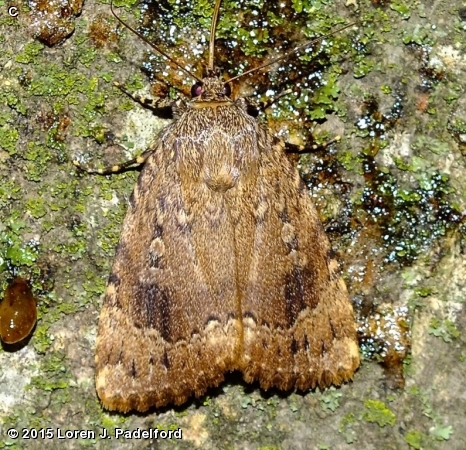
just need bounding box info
[110,0,201,82]
[208,0,223,72]
[226,22,358,85]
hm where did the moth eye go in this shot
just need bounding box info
[223,83,231,97]
[191,82,203,98]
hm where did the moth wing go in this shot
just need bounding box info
[95,108,359,412]
[95,140,243,412]
[238,138,360,390]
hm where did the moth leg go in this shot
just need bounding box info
[259,88,293,110]
[73,147,154,174]
[242,89,293,116]
[74,80,174,174]
[114,80,191,119]
[113,82,174,111]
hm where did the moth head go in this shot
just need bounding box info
[191,77,232,101]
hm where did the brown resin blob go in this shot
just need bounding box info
[0,277,37,344]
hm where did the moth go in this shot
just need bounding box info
[76,0,360,412]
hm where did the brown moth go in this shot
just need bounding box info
[79,0,360,412]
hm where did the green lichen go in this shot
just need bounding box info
[28,65,88,97]
[32,323,53,354]
[337,150,359,172]
[380,85,392,95]
[405,430,425,449]
[392,155,428,173]
[5,90,27,116]
[414,135,450,155]
[402,27,435,46]
[54,240,88,261]
[413,287,435,298]
[430,424,453,441]
[339,412,357,444]
[0,180,21,210]
[100,71,115,83]
[24,352,74,412]
[28,375,69,393]
[0,219,39,272]
[14,41,44,64]
[390,1,411,20]
[428,318,460,342]
[362,400,396,427]
[78,43,98,68]
[353,59,374,79]
[309,74,340,120]
[320,387,342,412]
[117,97,136,111]
[0,120,19,156]
[47,302,78,322]
[106,50,123,63]
[98,412,129,438]
[25,197,48,219]
[125,73,145,91]
[405,387,456,447]
[40,352,68,373]
[23,142,54,182]
[405,425,453,450]
[82,274,106,299]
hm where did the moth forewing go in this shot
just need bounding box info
[92,0,359,412]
